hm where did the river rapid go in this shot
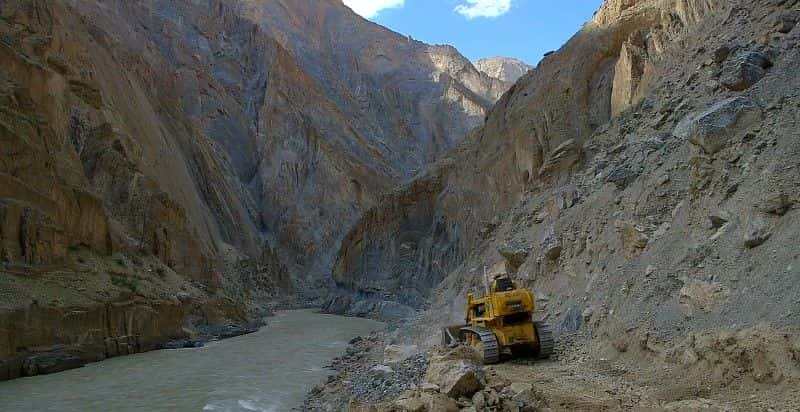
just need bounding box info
[0,310,382,411]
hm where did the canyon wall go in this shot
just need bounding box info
[0,0,506,378]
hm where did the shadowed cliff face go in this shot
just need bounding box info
[0,0,508,376]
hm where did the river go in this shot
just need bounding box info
[0,310,382,412]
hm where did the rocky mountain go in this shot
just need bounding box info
[325,0,800,407]
[474,56,533,83]
[0,0,505,379]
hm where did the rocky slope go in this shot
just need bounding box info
[0,0,504,379]
[474,57,533,83]
[326,0,800,407]
[313,326,800,410]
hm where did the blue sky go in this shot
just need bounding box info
[343,0,604,65]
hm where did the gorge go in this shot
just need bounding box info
[2,0,800,410]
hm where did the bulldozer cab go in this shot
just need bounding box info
[490,274,515,293]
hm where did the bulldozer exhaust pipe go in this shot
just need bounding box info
[482,265,489,296]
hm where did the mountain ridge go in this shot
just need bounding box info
[474,56,533,83]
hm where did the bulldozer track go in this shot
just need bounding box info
[460,326,500,364]
[534,321,554,359]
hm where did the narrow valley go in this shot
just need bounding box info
[1,0,799,411]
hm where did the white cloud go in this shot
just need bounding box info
[343,0,405,19]
[454,0,512,19]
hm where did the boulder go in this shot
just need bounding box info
[372,364,394,374]
[393,395,426,412]
[679,280,730,313]
[498,242,530,273]
[484,389,500,406]
[384,344,419,363]
[472,391,487,409]
[541,230,563,261]
[743,214,772,248]
[721,51,772,91]
[424,357,484,399]
[606,166,639,189]
[346,401,380,412]
[390,391,459,412]
[674,97,763,155]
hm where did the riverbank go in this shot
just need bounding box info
[0,310,383,411]
[304,332,429,410]
[0,294,271,381]
[0,247,307,382]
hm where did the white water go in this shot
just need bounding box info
[0,310,382,411]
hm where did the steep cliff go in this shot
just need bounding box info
[0,0,505,378]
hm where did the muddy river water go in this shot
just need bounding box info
[0,310,382,411]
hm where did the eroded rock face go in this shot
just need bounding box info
[0,0,506,278]
[611,29,661,116]
[330,167,461,312]
[0,298,187,380]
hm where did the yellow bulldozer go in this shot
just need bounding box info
[442,273,553,364]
